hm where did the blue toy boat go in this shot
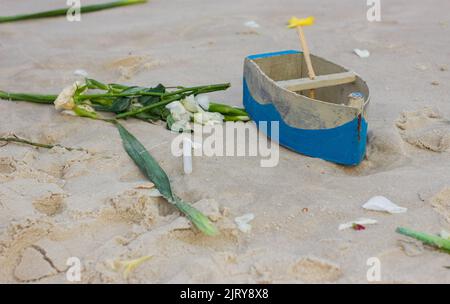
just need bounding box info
[243,50,370,166]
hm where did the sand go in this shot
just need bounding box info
[1,0,450,283]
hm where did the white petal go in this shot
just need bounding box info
[234,213,255,233]
[74,69,88,77]
[338,218,378,230]
[165,101,182,110]
[353,48,370,58]
[193,112,224,125]
[196,95,210,110]
[170,120,192,133]
[166,101,191,121]
[181,95,199,113]
[244,20,260,28]
[54,82,81,111]
[362,196,407,214]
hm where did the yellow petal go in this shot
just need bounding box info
[108,255,152,279]
[121,255,152,279]
[288,16,315,28]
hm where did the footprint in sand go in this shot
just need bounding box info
[249,253,342,283]
[0,157,16,174]
[33,193,66,216]
[396,107,450,152]
[289,257,342,283]
[104,55,163,81]
[430,187,450,224]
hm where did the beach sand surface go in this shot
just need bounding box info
[0,0,449,283]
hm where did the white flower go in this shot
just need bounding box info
[54,82,81,111]
[181,95,201,113]
[165,101,191,121]
[170,119,192,133]
[195,95,210,111]
[193,111,224,125]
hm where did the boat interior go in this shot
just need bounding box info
[252,52,369,106]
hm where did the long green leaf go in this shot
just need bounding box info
[0,0,147,24]
[115,122,217,236]
[116,122,173,199]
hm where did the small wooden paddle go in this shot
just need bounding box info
[288,16,317,99]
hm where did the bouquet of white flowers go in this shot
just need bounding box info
[0,78,249,236]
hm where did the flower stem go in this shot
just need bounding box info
[115,94,184,119]
[115,83,231,119]
[0,91,56,104]
[164,83,231,97]
[223,115,251,122]
[78,83,230,101]
[396,227,450,253]
[0,0,147,24]
[77,91,164,100]
[0,135,84,151]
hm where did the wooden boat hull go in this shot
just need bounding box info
[243,50,370,166]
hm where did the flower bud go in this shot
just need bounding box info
[54,82,79,111]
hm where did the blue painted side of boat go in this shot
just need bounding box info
[243,79,368,166]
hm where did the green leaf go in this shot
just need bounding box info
[90,97,114,107]
[73,105,98,119]
[86,78,109,90]
[121,86,146,94]
[136,105,170,123]
[109,87,144,113]
[174,198,218,236]
[0,0,147,24]
[208,103,249,116]
[115,122,217,235]
[110,97,132,113]
[139,84,166,106]
[135,111,161,122]
[108,83,130,92]
[166,114,176,131]
[116,122,173,199]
